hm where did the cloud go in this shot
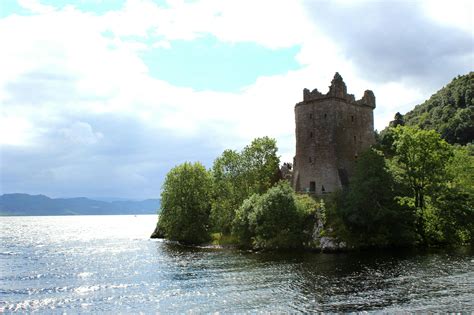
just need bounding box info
[304,0,473,90]
[1,112,222,198]
[100,0,312,49]
[0,0,472,198]
[0,115,34,146]
[5,70,79,106]
[60,122,103,145]
[17,0,56,14]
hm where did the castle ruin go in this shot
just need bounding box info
[292,73,376,195]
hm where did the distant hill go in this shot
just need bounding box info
[0,193,160,216]
[402,72,473,145]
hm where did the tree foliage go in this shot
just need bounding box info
[329,126,473,247]
[376,112,406,156]
[231,194,260,247]
[402,72,473,145]
[432,145,474,243]
[251,182,305,249]
[388,126,474,245]
[157,162,212,244]
[153,122,472,249]
[393,126,453,209]
[232,182,314,250]
[240,137,281,194]
[335,149,415,247]
[211,137,280,233]
[210,149,244,233]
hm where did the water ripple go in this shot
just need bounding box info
[1,215,473,313]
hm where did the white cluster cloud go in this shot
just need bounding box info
[1,0,472,198]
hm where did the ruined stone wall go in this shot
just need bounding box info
[292,73,375,195]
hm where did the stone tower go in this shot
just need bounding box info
[292,73,376,195]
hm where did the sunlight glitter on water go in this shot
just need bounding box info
[1,215,473,313]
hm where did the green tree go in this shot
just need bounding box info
[432,145,474,244]
[241,137,281,195]
[252,182,304,249]
[210,149,244,233]
[376,113,405,157]
[431,187,473,244]
[447,145,474,195]
[392,126,453,243]
[211,137,280,233]
[232,182,309,250]
[294,193,320,237]
[232,194,260,246]
[337,148,415,247]
[157,162,213,244]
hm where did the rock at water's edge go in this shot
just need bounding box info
[150,224,165,239]
[319,236,347,252]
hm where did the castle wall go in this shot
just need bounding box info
[292,73,375,195]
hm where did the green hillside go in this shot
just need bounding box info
[403,72,473,145]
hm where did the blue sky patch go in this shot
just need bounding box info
[0,0,33,17]
[140,36,301,92]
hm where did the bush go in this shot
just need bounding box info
[232,182,313,250]
[294,194,319,240]
[232,194,260,246]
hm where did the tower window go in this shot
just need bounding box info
[354,136,356,142]
[321,185,326,193]
[309,113,313,119]
[324,113,327,119]
[309,156,312,163]
[310,131,313,138]
[310,181,316,192]
[351,115,354,122]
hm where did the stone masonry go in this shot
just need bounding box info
[292,73,376,195]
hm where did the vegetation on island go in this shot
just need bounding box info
[154,73,473,250]
[232,182,317,249]
[335,126,473,248]
[154,128,472,249]
[328,148,415,247]
[210,137,280,235]
[155,137,319,249]
[157,162,212,244]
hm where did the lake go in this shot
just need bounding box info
[1,215,473,313]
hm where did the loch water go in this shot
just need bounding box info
[1,215,473,313]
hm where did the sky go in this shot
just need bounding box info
[0,0,473,200]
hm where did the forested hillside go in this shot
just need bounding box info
[403,72,473,145]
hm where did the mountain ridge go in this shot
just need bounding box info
[0,193,160,216]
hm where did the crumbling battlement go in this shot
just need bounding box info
[302,72,376,108]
